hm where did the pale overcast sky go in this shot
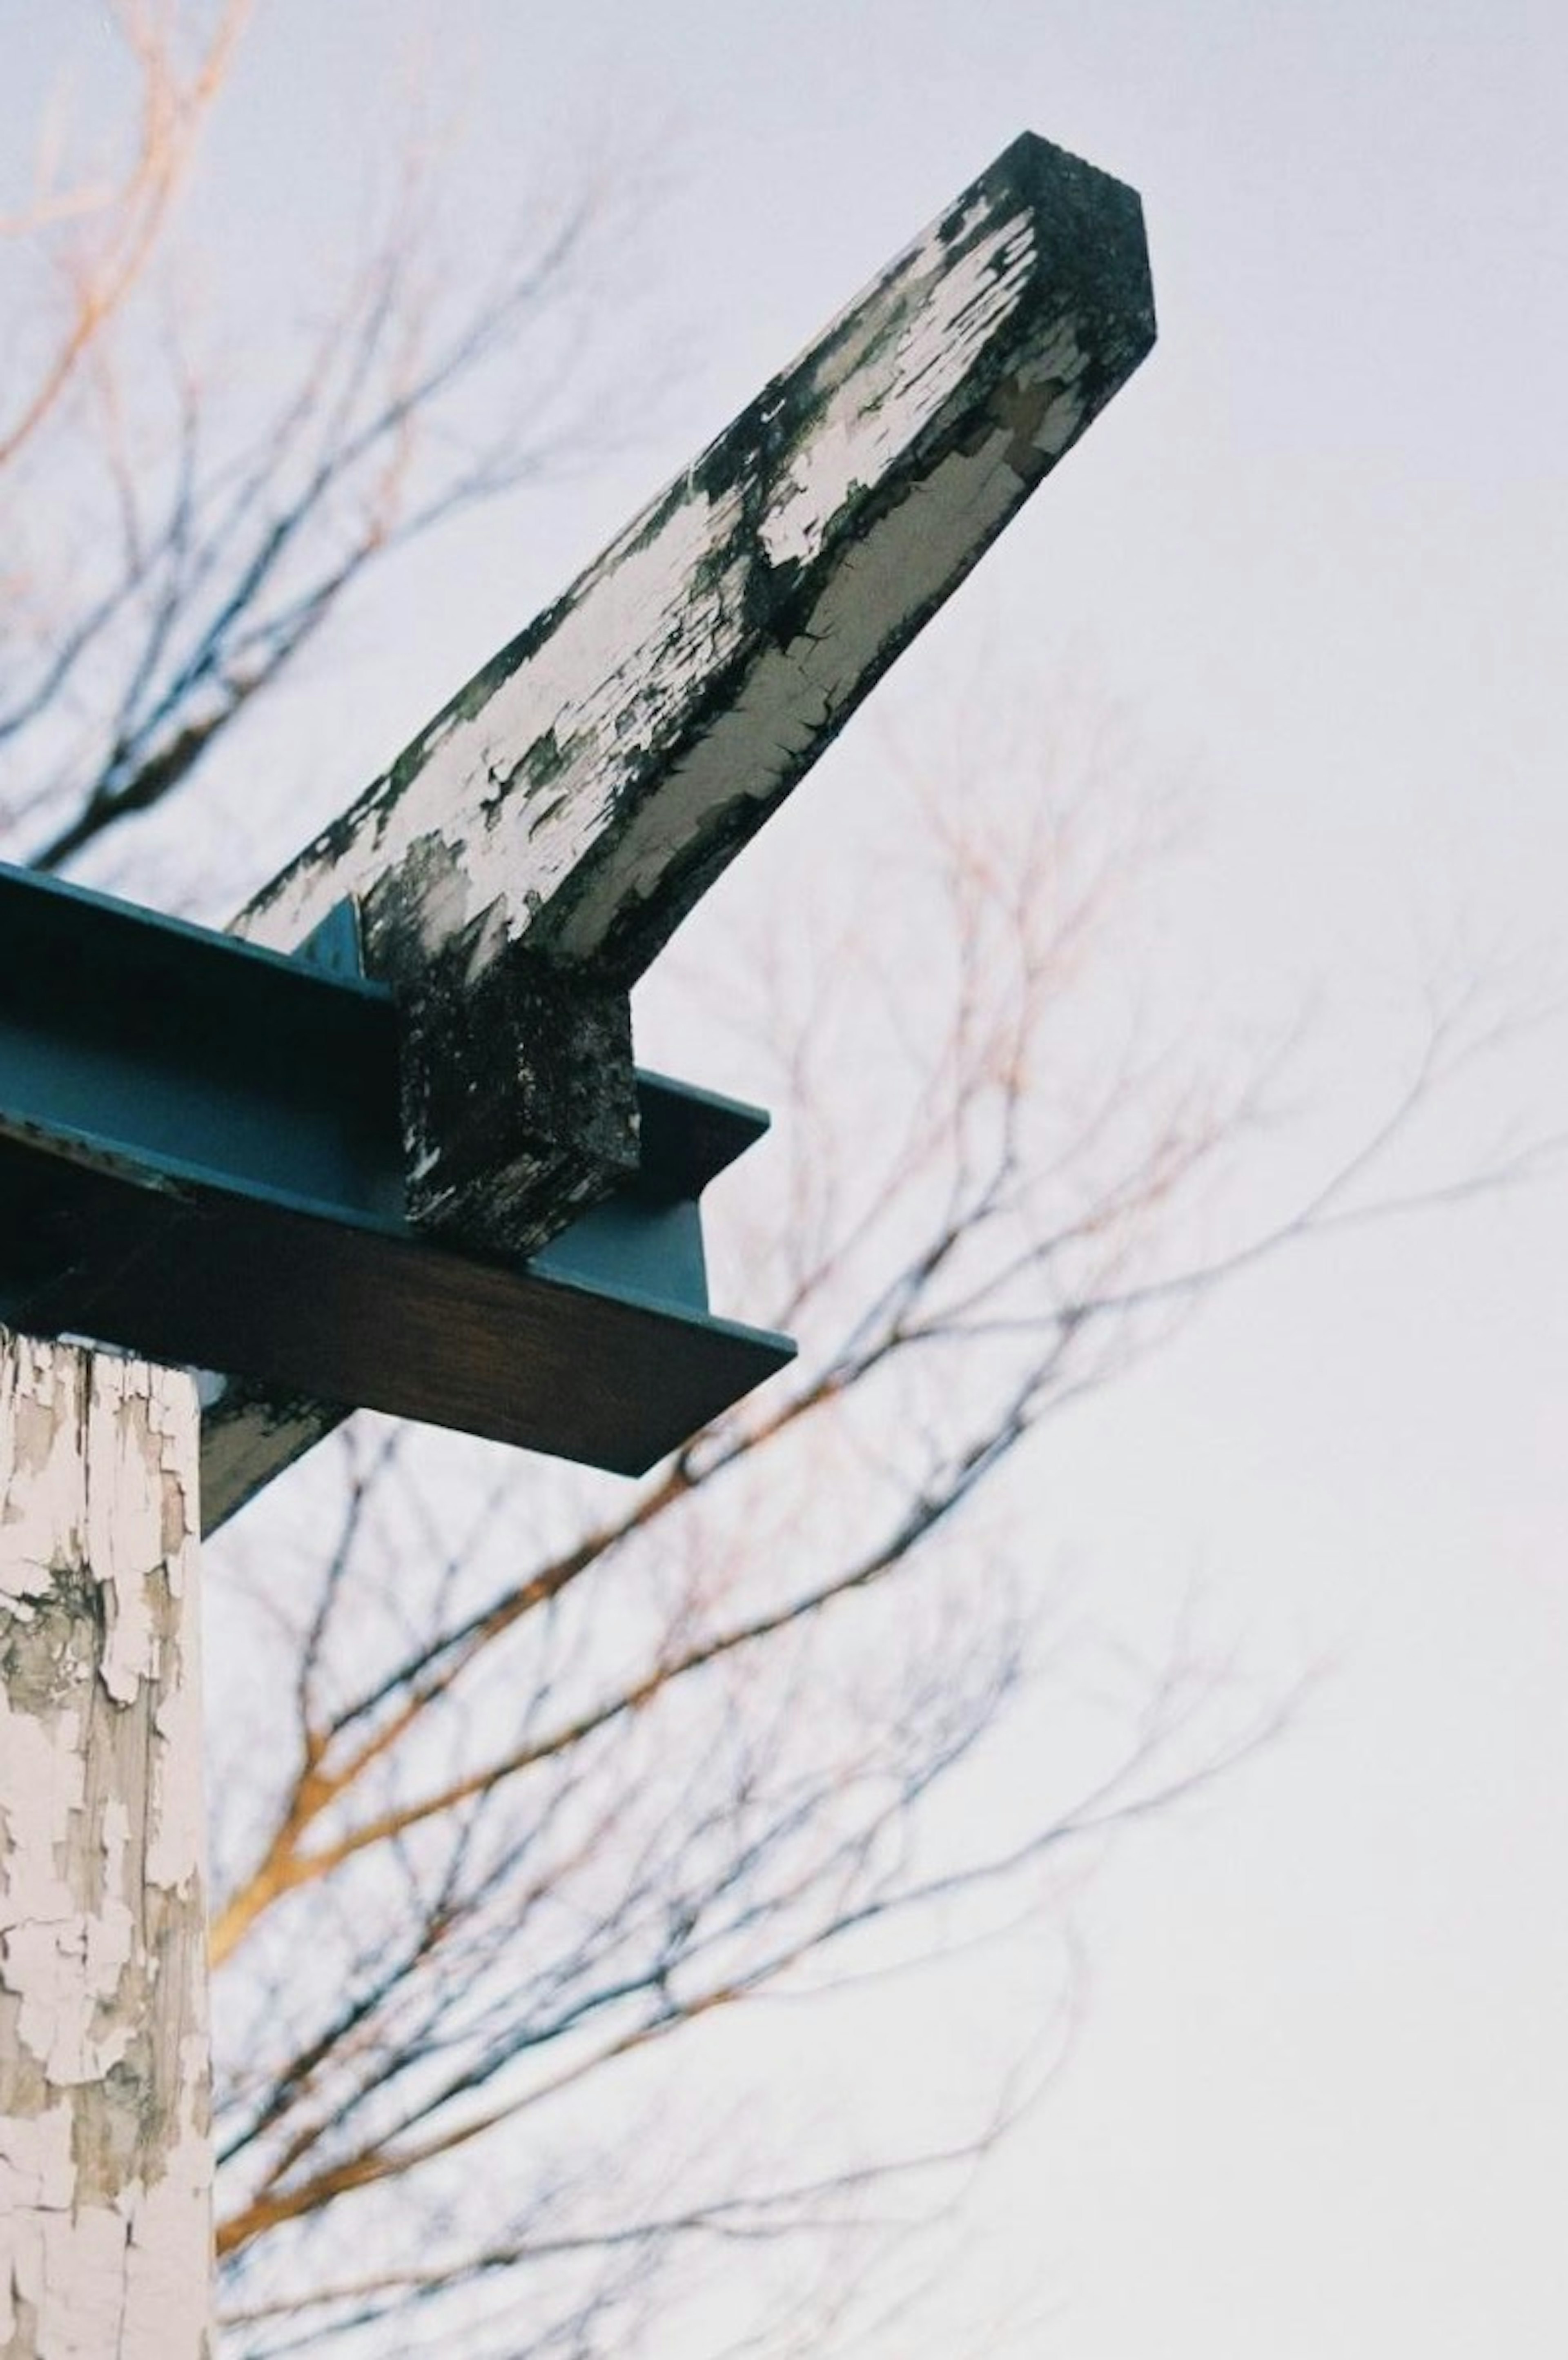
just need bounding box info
[11,4,1568,2353]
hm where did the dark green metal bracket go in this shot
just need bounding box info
[0,863,792,1480]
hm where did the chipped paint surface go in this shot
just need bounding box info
[0,1331,211,2358]
[553,331,1091,965]
[235,137,1153,1005]
[215,132,1154,1525]
[229,134,1151,1266]
[756,202,1039,570]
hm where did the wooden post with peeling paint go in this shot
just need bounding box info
[0,1330,210,2358]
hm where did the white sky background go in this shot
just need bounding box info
[10,2,1568,2352]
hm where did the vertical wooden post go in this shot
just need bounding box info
[0,1330,211,2358]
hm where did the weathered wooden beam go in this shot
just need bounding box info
[0,1331,211,2354]
[235,130,1154,1243]
[206,129,1153,1522]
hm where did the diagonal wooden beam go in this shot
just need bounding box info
[237,130,1153,1241]
[203,129,1154,1527]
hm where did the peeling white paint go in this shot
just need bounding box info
[552,338,1094,961]
[214,133,1153,1525]
[234,136,1152,988]
[238,474,753,964]
[759,207,1038,569]
[0,1331,212,2359]
[0,2103,73,2213]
